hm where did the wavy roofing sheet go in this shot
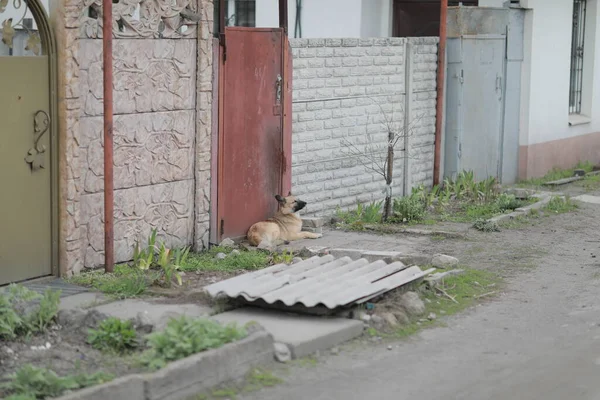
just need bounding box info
[204,255,434,310]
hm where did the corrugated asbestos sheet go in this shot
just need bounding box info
[204,255,435,310]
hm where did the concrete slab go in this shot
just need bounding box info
[91,299,213,331]
[573,194,600,205]
[211,307,363,359]
[59,292,109,310]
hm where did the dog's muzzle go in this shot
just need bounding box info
[294,200,307,212]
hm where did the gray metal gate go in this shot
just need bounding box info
[444,6,525,184]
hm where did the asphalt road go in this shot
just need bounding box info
[241,201,600,400]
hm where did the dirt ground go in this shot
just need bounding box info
[0,314,144,396]
[239,183,600,400]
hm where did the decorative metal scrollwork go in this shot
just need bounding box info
[0,0,42,55]
[25,110,49,171]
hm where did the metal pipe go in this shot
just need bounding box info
[279,0,288,34]
[102,0,114,273]
[433,0,448,186]
[219,0,225,34]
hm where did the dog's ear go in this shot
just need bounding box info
[275,194,285,203]
[287,191,292,196]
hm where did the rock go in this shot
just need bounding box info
[431,254,459,268]
[215,252,227,260]
[428,313,437,320]
[292,257,303,264]
[3,346,14,355]
[219,238,236,248]
[132,311,154,334]
[359,313,371,322]
[371,315,384,324]
[57,309,86,327]
[230,249,241,256]
[399,291,426,317]
[330,346,339,355]
[274,342,291,363]
[392,310,410,325]
[381,312,399,327]
[387,345,393,351]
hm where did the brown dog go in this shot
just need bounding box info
[247,193,322,248]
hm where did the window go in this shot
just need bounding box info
[569,0,587,114]
[226,0,256,28]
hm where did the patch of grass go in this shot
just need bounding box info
[473,218,500,232]
[140,316,247,371]
[518,160,594,187]
[243,368,283,392]
[334,201,383,230]
[1,365,113,399]
[271,249,295,265]
[544,196,578,214]
[389,195,426,223]
[392,268,501,338]
[181,246,270,273]
[579,173,600,191]
[67,264,154,299]
[290,355,318,368]
[87,317,140,354]
[0,285,61,340]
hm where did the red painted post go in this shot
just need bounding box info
[433,0,448,185]
[102,0,114,273]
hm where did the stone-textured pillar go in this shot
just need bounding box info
[53,0,84,276]
[194,0,214,250]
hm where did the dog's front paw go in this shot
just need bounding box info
[314,233,323,239]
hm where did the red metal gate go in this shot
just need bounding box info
[216,27,292,242]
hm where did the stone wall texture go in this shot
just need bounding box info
[289,37,439,216]
[56,0,214,271]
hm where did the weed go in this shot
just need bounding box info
[0,285,61,340]
[141,316,247,370]
[291,355,318,368]
[495,193,524,212]
[133,228,158,270]
[443,171,497,202]
[271,249,295,265]
[67,264,153,299]
[544,196,578,214]
[390,195,426,223]
[335,201,383,229]
[245,368,283,389]
[88,317,139,354]
[182,246,270,272]
[132,229,188,288]
[1,365,113,399]
[473,218,500,232]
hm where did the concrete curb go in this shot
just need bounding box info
[488,194,556,224]
[52,330,274,400]
[363,224,465,238]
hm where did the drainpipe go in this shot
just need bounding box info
[433,0,448,186]
[103,0,114,273]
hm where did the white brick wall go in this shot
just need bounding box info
[290,37,439,216]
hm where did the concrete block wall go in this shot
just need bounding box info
[289,37,439,216]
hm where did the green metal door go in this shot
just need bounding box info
[0,56,53,285]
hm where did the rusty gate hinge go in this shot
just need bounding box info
[219,33,227,62]
[220,219,224,236]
